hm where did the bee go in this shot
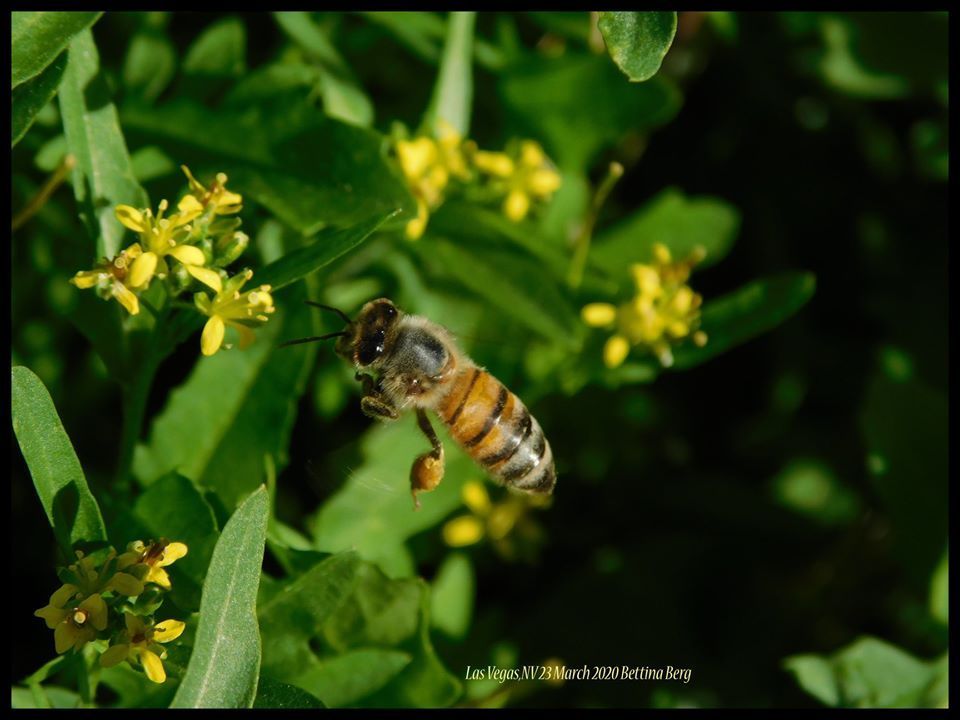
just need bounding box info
[282,298,556,507]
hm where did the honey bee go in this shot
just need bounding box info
[283,298,556,507]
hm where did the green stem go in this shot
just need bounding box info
[115,308,170,488]
[567,161,624,290]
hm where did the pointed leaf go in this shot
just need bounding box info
[598,11,678,82]
[256,210,399,291]
[11,11,101,88]
[12,50,67,146]
[172,486,269,708]
[672,272,816,369]
[12,366,107,554]
[58,29,148,257]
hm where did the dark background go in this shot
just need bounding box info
[12,12,947,708]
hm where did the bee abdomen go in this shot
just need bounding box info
[437,367,556,494]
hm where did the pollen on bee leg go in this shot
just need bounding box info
[410,449,445,510]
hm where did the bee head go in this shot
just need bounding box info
[337,297,400,367]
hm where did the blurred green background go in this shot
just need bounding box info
[12,11,947,708]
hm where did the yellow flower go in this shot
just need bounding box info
[474,140,562,222]
[100,614,185,684]
[57,549,145,599]
[117,539,189,590]
[442,480,542,557]
[181,165,243,216]
[395,122,470,240]
[114,199,221,293]
[582,243,708,368]
[70,243,146,315]
[34,589,108,654]
[194,269,275,356]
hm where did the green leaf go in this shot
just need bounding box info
[259,552,460,707]
[253,677,325,709]
[356,577,462,708]
[182,16,245,78]
[58,29,148,258]
[500,52,681,169]
[12,51,67,146]
[259,553,363,678]
[134,283,318,509]
[293,649,411,708]
[591,189,740,275]
[11,11,101,88]
[11,366,107,554]
[430,552,474,639]
[121,97,415,235]
[129,473,220,611]
[256,210,399,291]
[598,11,678,82]
[784,636,945,708]
[122,17,177,103]
[671,272,817,370]
[308,414,482,575]
[929,549,948,625]
[172,486,269,708]
[423,12,475,136]
[274,12,373,127]
[427,239,579,348]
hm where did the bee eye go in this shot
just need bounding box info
[357,328,387,365]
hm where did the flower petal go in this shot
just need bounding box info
[80,594,108,631]
[140,648,167,683]
[35,605,68,630]
[185,265,223,292]
[160,542,188,567]
[603,334,631,369]
[111,282,140,316]
[54,622,76,654]
[581,303,617,327]
[167,244,205,266]
[405,197,430,241]
[115,205,145,232]
[503,190,530,223]
[152,619,186,643]
[51,584,79,607]
[176,194,203,223]
[100,643,130,668]
[527,168,562,196]
[473,150,514,177]
[442,515,485,547]
[108,572,145,597]
[128,251,158,288]
[461,481,491,516]
[71,270,102,289]
[201,315,226,356]
[145,565,171,589]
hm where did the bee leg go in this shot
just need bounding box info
[357,372,400,421]
[360,395,399,421]
[410,408,445,510]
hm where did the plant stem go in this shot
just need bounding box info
[115,308,169,488]
[567,161,624,290]
[11,154,76,232]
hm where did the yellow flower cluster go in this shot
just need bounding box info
[394,122,561,239]
[442,480,546,561]
[582,243,709,369]
[70,166,274,357]
[34,539,188,684]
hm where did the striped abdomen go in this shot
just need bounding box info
[436,366,555,494]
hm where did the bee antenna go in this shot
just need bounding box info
[304,300,352,324]
[278,332,348,349]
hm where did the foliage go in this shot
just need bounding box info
[12,10,946,709]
